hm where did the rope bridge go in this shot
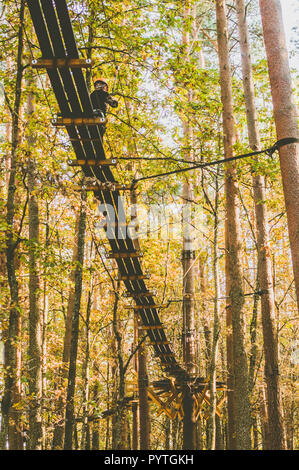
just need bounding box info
[26,0,225,421]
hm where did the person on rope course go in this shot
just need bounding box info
[90,78,118,138]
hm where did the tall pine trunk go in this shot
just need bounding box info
[130,188,150,450]
[215,0,251,450]
[259,0,299,305]
[1,0,25,450]
[207,167,221,449]
[64,193,86,449]
[111,282,127,449]
[52,215,80,449]
[236,0,285,449]
[27,73,42,450]
[81,289,92,449]
[181,0,197,450]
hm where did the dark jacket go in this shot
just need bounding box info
[90,89,118,116]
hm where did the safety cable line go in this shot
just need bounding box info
[131,138,299,187]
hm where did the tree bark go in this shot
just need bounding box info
[208,167,221,450]
[64,193,86,449]
[236,0,286,449]
[91,381,100,450]
[130,188,151,450]
[137,317,150,450]
[215,0,251,450]
[199,262,211,376]
[1,0,25,450]
[259,0,299,305]
[111,282,128,450]
[52,215,80,449]
[80,289,92,449]
[27,73,42,450]
[181,0,197,450]
[41,203,50,448]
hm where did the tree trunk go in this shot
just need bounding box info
[0,0,25,450]
[52,215,80,449]
[41,202,49,448]
[215,0,251,450]
[181,0,197,450]
[199,262,211,376]
[208,167,221,449]
[81,289,92,449]
[27,73,42,450]
[91,381,100,450]
[130,188,150,450]
[132,402,138,450]
[64,193,86,449]
[111,283,127,450]
[259,0,299,305]
[259,387,270,449]
[132,307,139,450]
[137,317,150,450]
[236,0,286,449]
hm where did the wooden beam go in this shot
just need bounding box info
[52,116,106,126]
[116,273,150,281]
[70,138,103,143]
[124,291,156,298]
[126,304,168,310]
[31,58,94,68]
[149,340,169,345]
[139,324,163,330]
[193,385,209,422]
[106,251,143,259]
[69,159,117,166]
[158,390,180,415]
[147,387,175,420]
[156,352,174,356]
[77,183,133,192]
[175,393,185,420]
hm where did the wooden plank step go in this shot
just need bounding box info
[31,58,94,68]
[124,291,156,298]
[106,251,143,259]
[52,116,106,126]
[135,304,167,310]
[81,183,132,192]
[155,352,174,356]
[139,324,163,330]
[126,304,167,310]
[69,159,117,166]
[149,341,169,345]
[116,274,150,281]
